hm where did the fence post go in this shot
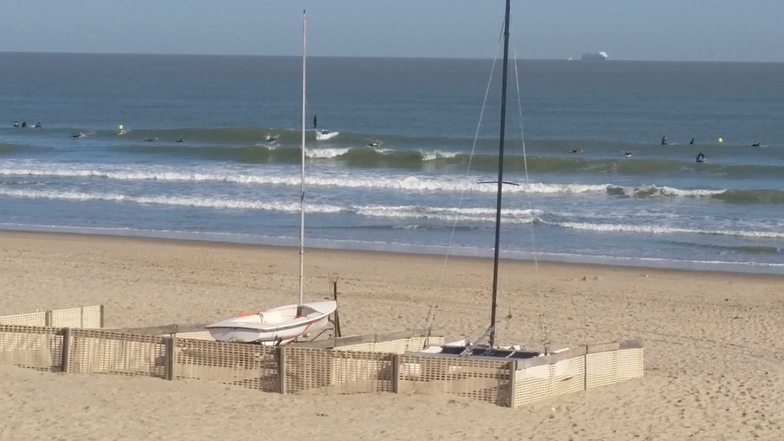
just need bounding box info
[508,360,517,408]
[99,305,105,329]
[278,346,287,395]
[45,310,53,327]
[391,354,400,393]
[583,344,589,390]
[61,328,72,373]
[164,337,176,381]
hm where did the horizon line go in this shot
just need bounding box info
[0,50,781,64]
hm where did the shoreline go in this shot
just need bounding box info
[2,226,782,277]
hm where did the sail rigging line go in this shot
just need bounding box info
[510,31,551,353]
[433,17,506,304]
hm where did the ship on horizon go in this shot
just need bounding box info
[581,51,608,61]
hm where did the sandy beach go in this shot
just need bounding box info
[2,231,784,440]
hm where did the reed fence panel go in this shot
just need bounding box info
[398,354,512,407]
[0,325,64,371]
[67,329,166,378]
[51,305,103,328]
[173,338,279,392]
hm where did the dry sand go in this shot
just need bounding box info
[2,231,784,440]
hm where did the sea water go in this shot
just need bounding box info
[1,53,783,274]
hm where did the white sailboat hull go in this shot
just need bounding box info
[206,300,337,345]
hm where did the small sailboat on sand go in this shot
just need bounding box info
[206,10,337,345]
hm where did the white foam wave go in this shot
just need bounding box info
[0,186,545,224]
[357,205,541,224]
[420,150,460,161]
[559,222,784,239]
[0,164,608,194]
[0,163,730,198]
[633,185,725,198]
[253,143,277,150]
[0,188,344,213]
[305,148,350,159]
[315,130,339,140]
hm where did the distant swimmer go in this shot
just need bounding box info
[368,141,380,148]
[313,114,318,129]
[570,149,583,154]
[320,130,330,135]
[34,122,41,128]
[13,121,19,128]
[623,151,633,157]
[689,138,694,145]
[71,132,85,139]
[661,135,668,145]
[751,142,760,147]
[696,152,705,163]
[176,138,185,143]
[143,137,157,142]
[117,124,126,136]
[265,135,277,143]
[21,121,27,128]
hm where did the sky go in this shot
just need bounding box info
[2,0,782,62]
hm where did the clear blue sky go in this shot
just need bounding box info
[2,0,782,62]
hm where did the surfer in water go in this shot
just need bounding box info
[176,138,185,143]
[368,141,380,148]
[696,152,705,163]
[689,138,694,145]
[313,114,318,129]
[13,121,19,128]
[623,151,633,157]
[661,135,668,145]
[570,149,583,154]
[751,143,760,147]
[265,135,277,144]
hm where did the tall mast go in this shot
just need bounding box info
[299,9,307,308]
[489,0,511,347]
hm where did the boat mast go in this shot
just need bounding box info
[489,0,511,347]
[299,9,307,309]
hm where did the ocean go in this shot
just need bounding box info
[1,52,783,274]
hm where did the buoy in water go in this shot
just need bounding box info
[718,137,723,143]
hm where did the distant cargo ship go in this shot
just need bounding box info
[581,51,608,61]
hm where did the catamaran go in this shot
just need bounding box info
[421,0,559,359]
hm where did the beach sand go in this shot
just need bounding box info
[2,231,784,440]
